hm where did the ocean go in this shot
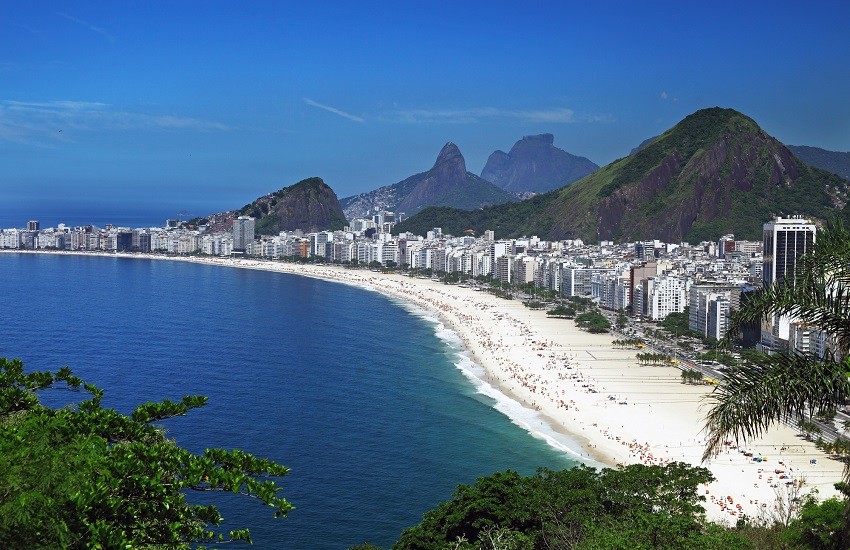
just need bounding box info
[0,253,578,548]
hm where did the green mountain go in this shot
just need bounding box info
[394,108,850,243]
[339,142,515,218]
[238,177,347,235]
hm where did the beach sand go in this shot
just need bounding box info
[7,251,844,524]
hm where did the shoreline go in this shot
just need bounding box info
[377,296,600,466]
[3,249,844,523]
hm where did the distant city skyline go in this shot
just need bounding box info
[2,1,849,223]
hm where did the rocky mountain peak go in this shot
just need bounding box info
[237,177,347,234]
[519,133,554,146]
[339,142,514,219]
[481,134,598,194]
[434,142,465,170]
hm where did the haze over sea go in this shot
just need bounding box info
[0,252,577,548]
[0,205,179,232]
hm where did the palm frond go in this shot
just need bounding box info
[702,353,850,461]
[724,219,850,357]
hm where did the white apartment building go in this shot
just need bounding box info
[1,229,21,248]
[643,275,689,321]
[490,241,510,262]
[377,240,398,265]
[562,266,612,297]
[613,277,631,311]
[688,282,745,338]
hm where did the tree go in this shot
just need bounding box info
[574,311,611,333]
[393,463,749,550]
[681,369,704,385]
[659,308,702,339]
[799,419,823,441]
[702,220,850,459]
[0,358,292,548]
[547,304,576,319]
[783,496,846,549]
[701,220,850,539]
[615,309,629,330]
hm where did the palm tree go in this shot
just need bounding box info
[702,220,850,461]
[701,220,850,541]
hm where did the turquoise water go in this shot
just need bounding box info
[0,253,578,548]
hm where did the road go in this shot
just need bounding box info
[609,324,847,446]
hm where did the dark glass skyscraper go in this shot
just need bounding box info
[760,216,816,351]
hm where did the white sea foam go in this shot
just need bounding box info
[451,350,601,467]
[247,275,598,468]
[393,298,601,467]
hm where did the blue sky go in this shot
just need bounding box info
[2,1,849,225]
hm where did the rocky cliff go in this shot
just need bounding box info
[480,134,598,193]
[340,142,514,218]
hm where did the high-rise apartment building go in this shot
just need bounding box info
[634,240,656,262]
[232,216,256,252]
[762,216,815,287]
[760,216,816,351]
[688,282,746,337]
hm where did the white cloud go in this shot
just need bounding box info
[57,12,115,43]
[0,99,228,145]
[303,98,364,123]
[660,91,668,100]
[383,106,603,125]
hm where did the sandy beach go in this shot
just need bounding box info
[6,250,845,523]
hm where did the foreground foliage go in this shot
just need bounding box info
[391,463,750,549]
[344,466,850,550]
[703,220,850,459]
[0,358,292,548]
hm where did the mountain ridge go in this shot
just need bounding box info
[340,142,514,218]
[394,107,850,242]
[788,145,850,180]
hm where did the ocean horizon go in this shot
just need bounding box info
[0,252,579,548]
[0,203,220,231]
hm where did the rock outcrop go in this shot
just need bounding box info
[239,177,347,234]
[480,134,598,193]
[340,142,514,218]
